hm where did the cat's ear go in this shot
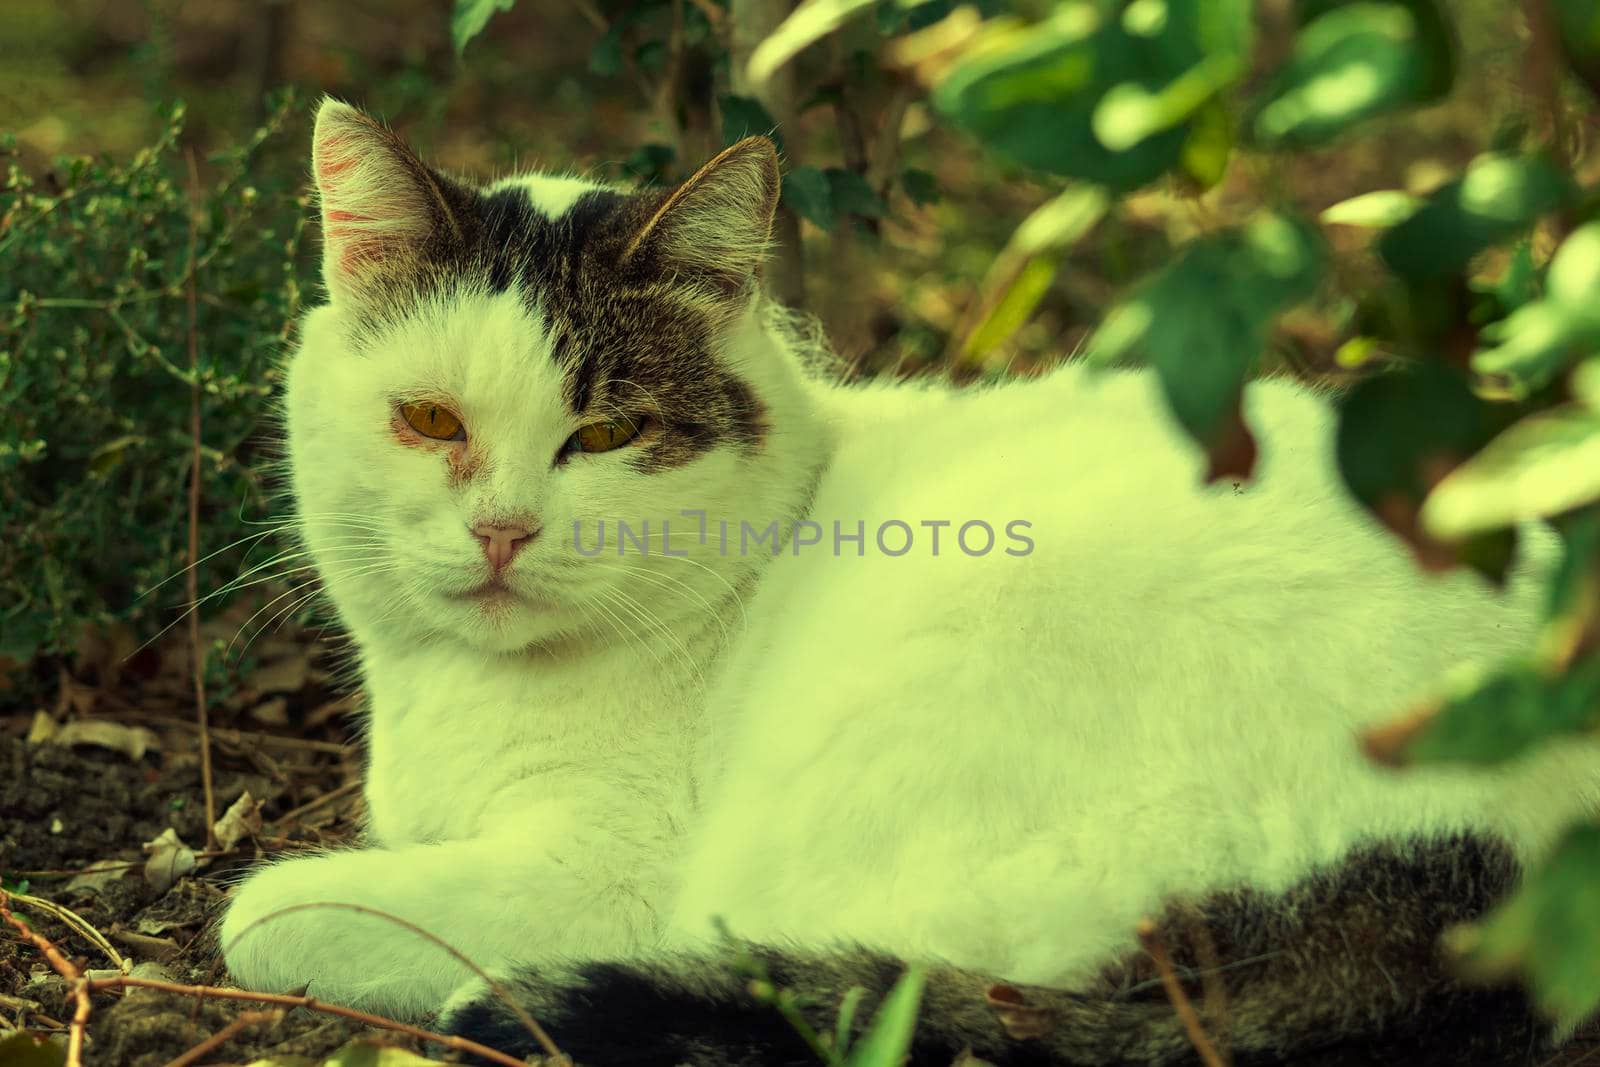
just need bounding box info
[311,98,469,305]
[622,137,780,301]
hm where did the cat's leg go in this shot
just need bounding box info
[219,831,663,1022]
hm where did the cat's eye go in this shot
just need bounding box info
[564,417,642,456]
[400,402,465,441]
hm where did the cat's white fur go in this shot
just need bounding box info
[221,104,1600,1023]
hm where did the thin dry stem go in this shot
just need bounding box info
[184,146,218,850]
[1527,0,1572,174]
[266,779,363,830]
[15,849,238,880]
[1,887,90,1067]
[161,1008,282,1067]
[85,976,528,1067]
[1136,918,1229,1067]
[11,892,125,971]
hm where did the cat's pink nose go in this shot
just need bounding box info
[472,523,535,572]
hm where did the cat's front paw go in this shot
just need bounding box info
[220,850,472,1021]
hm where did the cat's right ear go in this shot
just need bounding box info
[311,98,468,306]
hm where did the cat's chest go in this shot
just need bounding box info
[357,643,704,846]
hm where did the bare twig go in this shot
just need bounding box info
[103,707,354,755]
[162,1008,283,1067]
[1,887,90,1067]
[1527,0,1572,174]
[0,991,43,1013]
[183,147,217,850]
[1178,904,1230,1064]
[84,976,530,1067]
[1136,918,1229,1067]
[267,780,363,830]
[573,0,607,31]
[731,0,806,307]
[15,849,239,879]
[220,900,569,1064]
[865,82,916,203]
[10,892,125,971]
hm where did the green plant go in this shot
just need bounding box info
[0,91,314,663]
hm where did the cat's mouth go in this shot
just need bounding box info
[452,579,524,606]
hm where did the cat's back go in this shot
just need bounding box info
[676,361,1586,978]
[744,360,1460,680]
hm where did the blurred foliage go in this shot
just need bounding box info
[0,92,312,662]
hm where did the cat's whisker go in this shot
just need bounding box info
[225,559,396,661]
[135,525,285,603]
[193,552,388,613]
[129,540,390,661]
[603,585,706,690]
[586,588,668,673]
[636,547,749,631]
[589,561,732,649]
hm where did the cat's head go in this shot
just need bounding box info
[284,98,820,656]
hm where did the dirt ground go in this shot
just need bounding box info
[0,602,445,1066]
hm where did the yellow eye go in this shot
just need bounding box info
[400,402,464,441]
[568,418,642,455]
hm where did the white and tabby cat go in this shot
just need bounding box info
[219,98,1599,1065]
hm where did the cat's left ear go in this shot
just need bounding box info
[311,98,471,305]
[621,137,780,301]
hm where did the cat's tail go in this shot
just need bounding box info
[438,834,1552,1066]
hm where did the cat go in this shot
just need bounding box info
[217,96,1600,1066]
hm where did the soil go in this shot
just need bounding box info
[0,607,439,1066]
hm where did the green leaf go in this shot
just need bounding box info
[1088,212,1325,475]
[1553,0,1600,100]
[1247,0,1454,147]
[1472,223,1600,396]
[1093,51,1244,153]
[622,143,677,186]
[1421,406,1600,541]
[783,166,836,230]
[748,0,879,95]
[320,1039,450,1066]
[843,965,925,1067]
[451,0,517,55]
[962,186,1108,362]
[589,23,625,76]
[900,168,940,206]
[1335,359,1498,563]
[0,1033,68,1067]
[1473,303,1591,398]
[1546,505,1600,623]
[1380,152,1574,281]
[634,39,669,73]
[1402,656,1600,766]
[931,4,1242,191]
[1453,821,1600,1028]
[720,94,784,153]
[964,254,1063,362]
[1578,357,1600,409]
[1320,189,1424,228]
[825,168,888,218]
[1178,97,1233,190]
